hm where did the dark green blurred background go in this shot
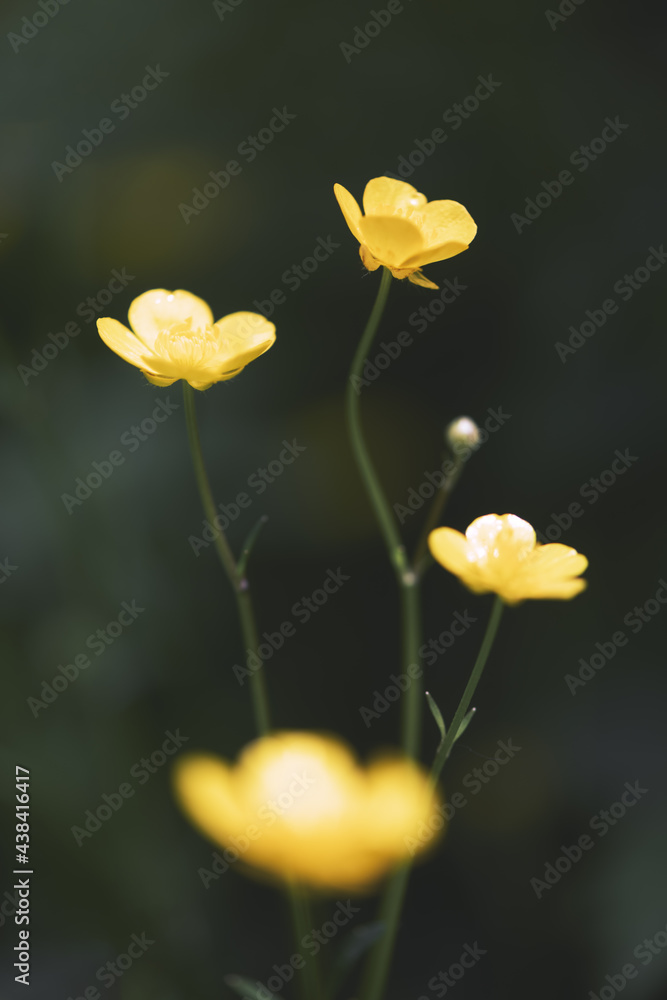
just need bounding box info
[1,0,666,997]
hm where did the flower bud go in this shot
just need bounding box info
[445,416,480,451]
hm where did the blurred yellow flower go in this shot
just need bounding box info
[173,731,442,892]
[429,514,588,604]
[334,177,477,289]
[97,288,275,390]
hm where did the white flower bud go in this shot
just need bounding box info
[445,416,480,451]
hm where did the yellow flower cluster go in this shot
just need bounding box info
[95,177,589,894]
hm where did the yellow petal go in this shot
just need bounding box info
[129,289,214,347]
[359,215,423,269]
[366,759,441,855]
[407,270,439,289]
[403,240,470,269]
[97,317,161,371]
[414,199,477,250]
[333,183,363,243]
[185,379,213,390]
[211,312,276,370]
[402,201,476,268]
[503,577,587,604]
[359,245,382,271]
[362,177,427,216]
[527,544,589,579]
[429,527,473,577]
[173,754,246,844]
[143,370,178,387]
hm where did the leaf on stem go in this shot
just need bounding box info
[330,921,386,996]
[237,515,269,580]
[425,691,446,741]
[455,707,476,741]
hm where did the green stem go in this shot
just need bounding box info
[412,453,465,576]
[346,267,408,580]
[182,382,270,735]
[288,884,324,1000]
[234,584,271,736]
[400,575,422,757]
[358,865,410,1000]
[348,269,426,1000]
[431,595,504,783]
[361,598,504,1000]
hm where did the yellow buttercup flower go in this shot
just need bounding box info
[97,288,275,390]
[334,177,477,289]
[429,514,588,604]
[173,731,442,892]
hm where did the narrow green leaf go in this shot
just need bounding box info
[425,690,446,740]
[455,707,476,740]
[237,515,269,579]
[329,921,385,995]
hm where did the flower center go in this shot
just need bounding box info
[152,319,220,369]
[466,515,535,566]
[260,750,347,824]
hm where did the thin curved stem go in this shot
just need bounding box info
[346,268,409,580]
[348,269,425,1000]
[412,453,465,576]
[183,383,270,735]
